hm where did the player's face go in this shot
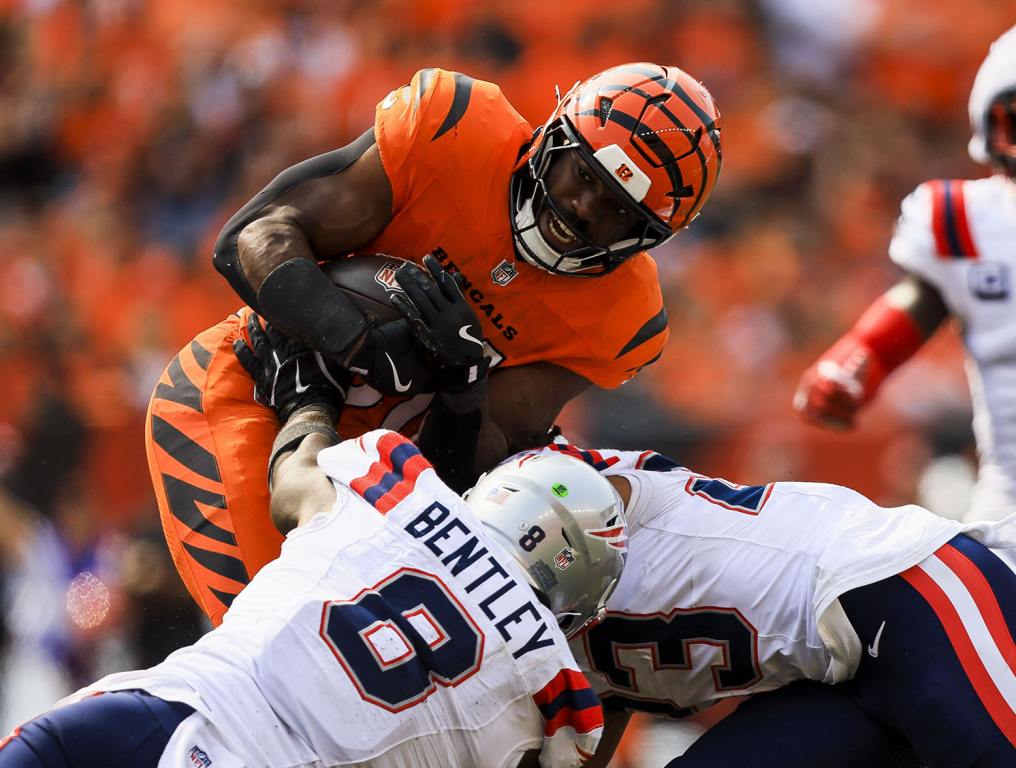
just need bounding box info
[539,150,637,253]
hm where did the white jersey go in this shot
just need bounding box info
[530,444,989,718]
[889,175,1016,520]
[71,431,602,768]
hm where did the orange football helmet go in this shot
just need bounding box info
[511,62,723,275]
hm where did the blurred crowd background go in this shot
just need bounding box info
[0,0,1012,763]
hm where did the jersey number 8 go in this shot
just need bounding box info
[320,568,484,712]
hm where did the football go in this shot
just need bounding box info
[322,254,410,325]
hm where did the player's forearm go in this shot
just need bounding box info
[269,405,340,533]
[419,382,508,494]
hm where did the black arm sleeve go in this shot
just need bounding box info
[212,127,377,312]
[256,258,368,361]
[417,384,489,494]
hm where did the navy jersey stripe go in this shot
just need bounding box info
[537,685,602,721]
[942,182,965,258]
[361,441,423,507]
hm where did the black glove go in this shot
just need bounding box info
[349,318,436,396]
[233,314,347,423]
[391,255,490,393]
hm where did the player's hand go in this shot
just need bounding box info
[233,314,347,423]
[349,318,436,396]
[391,255,490,393]
[793,350,872,430]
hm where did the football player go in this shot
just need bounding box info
[795,26,1016,523]
[502,441,1015,767]
[0,325,627,768]
[146,62,722,625]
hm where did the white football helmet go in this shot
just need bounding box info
[968,25,1016,176]
[465,452,627,638]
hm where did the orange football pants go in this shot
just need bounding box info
[145,309,281,626]
[146,309,427,625]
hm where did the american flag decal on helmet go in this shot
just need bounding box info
[484,485,518,506]
[585,524,627,552]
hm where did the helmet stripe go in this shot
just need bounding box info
[604,64,721,147]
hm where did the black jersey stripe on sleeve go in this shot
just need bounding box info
[432,72,475,141]
[615,306,668,360]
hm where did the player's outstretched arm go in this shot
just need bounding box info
[233,314,345,533]
[213,130,393,366]
[267,412,338,534]
[794,275,948,429]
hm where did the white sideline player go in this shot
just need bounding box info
[509,442,1016,768]
[0,323,626,768]
[795,25,1016,523]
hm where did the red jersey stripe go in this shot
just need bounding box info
[901,565,1016,746]
[544,704,604,737]
[929,180,951,258]
[936,544,1016,679]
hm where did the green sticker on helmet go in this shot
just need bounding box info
[552,483,569,497]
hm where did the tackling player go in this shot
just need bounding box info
[503,441,1015,767]
[0,325,628,768]
[146,62,723,625]
[795,26,1016,523]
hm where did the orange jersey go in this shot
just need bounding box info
[338,68,669,435]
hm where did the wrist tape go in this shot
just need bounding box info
[268,417,339,490]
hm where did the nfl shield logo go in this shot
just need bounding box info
[491,259,519,286]
[554,547,575,570]
[374,261,405,293]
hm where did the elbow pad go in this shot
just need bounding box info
[257,258,368,362]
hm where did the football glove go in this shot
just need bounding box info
[391,255,490,393]
[795,295,926,430]
[233,314,347,423]
[349,318,436,397]
[794,347,873,430]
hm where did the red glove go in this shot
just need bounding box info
[794,297,925,429]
